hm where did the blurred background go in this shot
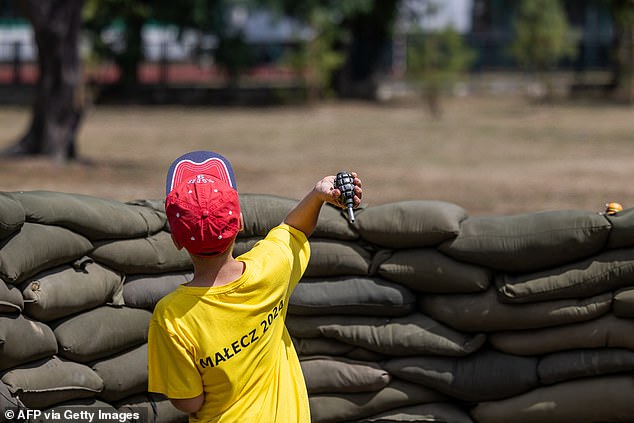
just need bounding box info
[0,0,632,215]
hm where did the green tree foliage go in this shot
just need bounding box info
[509,0,577,99]
[407,28,475,117]
[266,0,400,98]
[402,1,475,117]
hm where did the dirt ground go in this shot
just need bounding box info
[1,95,633,217]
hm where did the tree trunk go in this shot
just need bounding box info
[608,0,634,104]
[334,0,400,99]
[2,0,85,162]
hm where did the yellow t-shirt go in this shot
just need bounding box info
[148,224,311,423]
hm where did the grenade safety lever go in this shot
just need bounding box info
[335,171,356,223]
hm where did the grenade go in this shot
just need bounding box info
[335,171,356,223]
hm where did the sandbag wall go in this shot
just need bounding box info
[1,191,634,423]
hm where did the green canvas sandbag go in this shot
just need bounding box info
[470,375,634,423]
[0,280,23,313]
[286,314,486,357]
[384,349,539,402]
[238,194,359,241]
[308,380,447,423]
[115,393,189,423]
[292,337,356,357]
[52,306,151,363]
[439,210,611,273]
[489,314,634,356]
[300,356,390,394]
[10,190,166,240]
[304,239,371,277]
[123,271,193,310]
[538,348,634,385]
[0,223,93,284]
[1,356,104,409]
[357,403,474,423]
[613,286,634,318]
[419,289,611,332]
[356,201,467,248]
[289,276,415,317]
[496,247,634,303]
[0,313,58,371]
[38,398,119,422]
[605,206,634,248]
[0,192,24,240]
[375,248,491,293]
[19,258,124,322]
[92,344,148,402]
[90,231,192,275]
[238,194,296,238]
[1,379,25,415]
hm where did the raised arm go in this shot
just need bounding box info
[283,172,362,237]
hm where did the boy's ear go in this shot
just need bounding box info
[239,212,244,232]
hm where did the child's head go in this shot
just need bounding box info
[165,151,241,256]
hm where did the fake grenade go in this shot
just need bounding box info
[335,171,356,223]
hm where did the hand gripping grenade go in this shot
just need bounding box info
[335,171,356,223]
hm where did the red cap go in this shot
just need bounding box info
[165,152,241,256]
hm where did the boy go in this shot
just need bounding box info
[147,151,362,422]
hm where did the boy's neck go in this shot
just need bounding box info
[187,251,245,287]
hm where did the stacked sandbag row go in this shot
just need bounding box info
[0,191,189,423]
[2,191,634,422]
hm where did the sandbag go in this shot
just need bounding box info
[90,231,192,275]
[489,314,634,356]
[1,356,103,409]
[289,276,415,317]
[0,192,24,240]
[358,403,474,423]
[115,393,188,423]
[470,375,634,423]
[0,281,23,313]
[605,206,634,248]
[0,377,25,418]
[238,194,296,237]
[419,289,612,332]
[123,271,193,310]
[92,344,148,402]
[0,223,93,284]
[613,286,634,317]
[304,239,371,278]
[286,314,486,357]
[19,258,124,322]
[292,337,356,357]
[52,306,151,363]
[36,398,119,423]
[0,314,58,371]
[309,380,447,423]
[384,349,539,402]
[355,201,467,248]
[314,203,359,241]
[537,348,634,385]
[300,356,390,394]
[439,210,611,273]
[374,248,491,293]
[239,194,358,241]
[11,190,165,240]
[496,247,634,303]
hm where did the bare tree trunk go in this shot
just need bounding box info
[2,0,85,162]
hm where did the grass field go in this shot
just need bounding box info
[1,94,633,216]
